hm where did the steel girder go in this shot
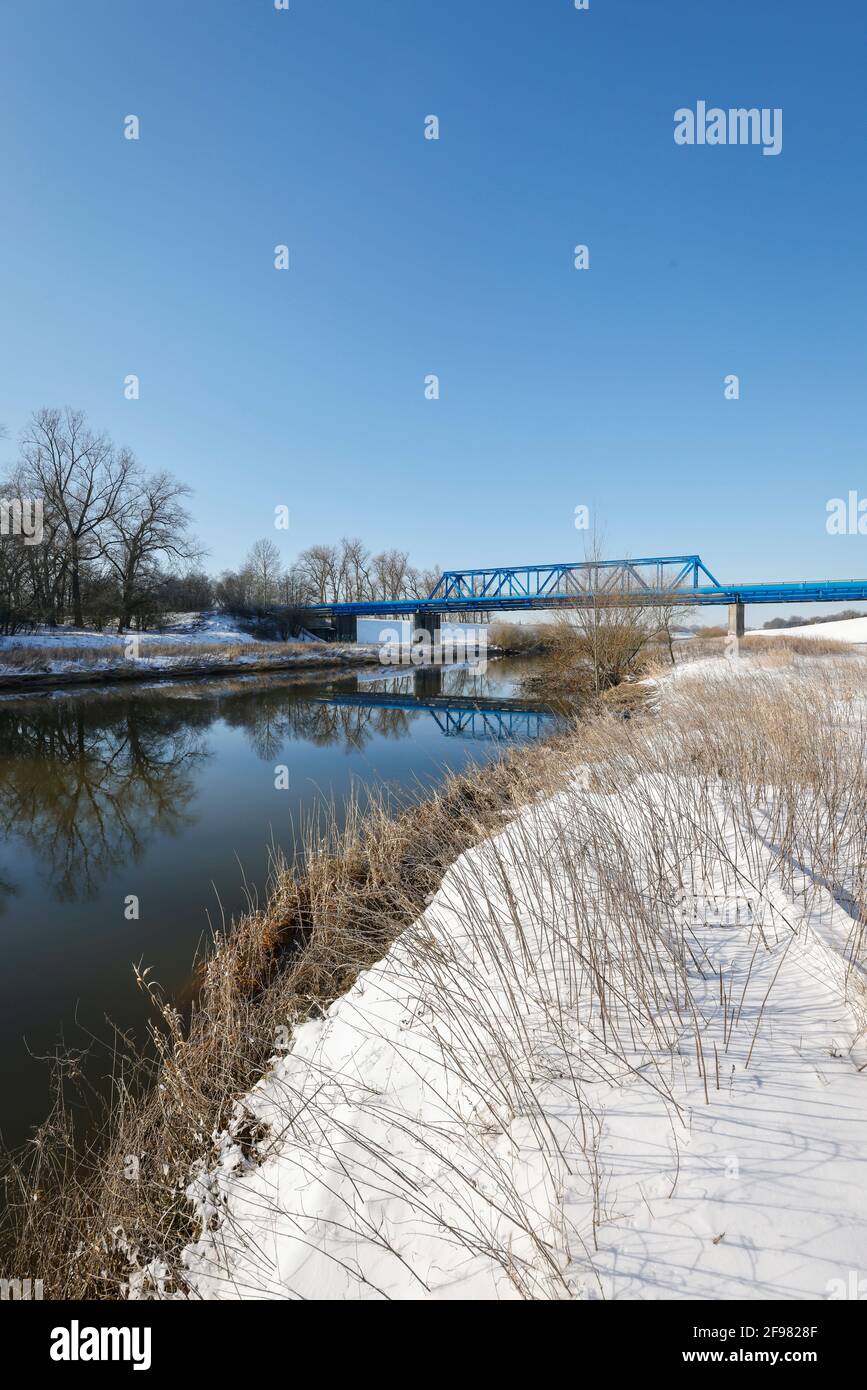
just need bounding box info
[304,554,867,617]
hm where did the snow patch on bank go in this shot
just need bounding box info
[0,611,258,652]
[752,615,867,644]
[171,657,867,1301]
[0,612,381,681]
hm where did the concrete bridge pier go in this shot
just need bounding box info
[414,664,443,698]
[727,601,745,638]
[335,613,357,642]
[413,610,442,642]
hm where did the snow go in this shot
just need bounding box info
[356,618,413,645]
[0,612,377,679]
[753,615,867,644]
[175,655,867,1301]
[355,620,488,650]
[0,612,258,653]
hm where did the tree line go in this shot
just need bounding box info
[0,408,445,636]
[218,537,442,615]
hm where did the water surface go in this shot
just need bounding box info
[0,658,551,1149]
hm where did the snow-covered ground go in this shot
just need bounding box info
[0,612,367,680]
[171,653,867,1301]
[752,614,867,644]
[0,612,259,652]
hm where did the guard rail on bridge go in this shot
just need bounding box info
[303,554,867,638]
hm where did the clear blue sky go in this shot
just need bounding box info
[1,0,864,617]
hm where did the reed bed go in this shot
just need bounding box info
[0,737,567,1298]
[3,654,865,1299]
[180,656,867,1299]
[0,639,356,670]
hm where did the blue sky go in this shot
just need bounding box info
[1,0,865,616]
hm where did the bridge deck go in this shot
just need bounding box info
[310,582,867,617]
[311,692,556,715]
[304,555,867,618]
[309,691,557,740]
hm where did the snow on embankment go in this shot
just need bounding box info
[0,612,258,655]
[178,659,867,1301]
[755,615,867,644]
[0,612,377,685]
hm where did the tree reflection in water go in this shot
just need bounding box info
[0,660,532,907]
[0,700,209,902]
[227,694,413,760]
[0,677,416,904]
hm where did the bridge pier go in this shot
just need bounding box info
[303,558,867,636]
[413,610,441,642]
[414,664,443,698]
[727,601,745,639]
[335,613,357,643]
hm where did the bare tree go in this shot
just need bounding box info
[245,537,283,608]
[650,596,689,667]
[102,471,199,630]
[338,537,371,601]
[406,562,445,603]
[278,566,313,607]
[550,527,662,693]
[19,409,134,627]
[370,547,410,601]
[295,543,340,603]
[0,463,71,624]
[215,567,255,612]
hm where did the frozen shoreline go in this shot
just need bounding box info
[0,646,385,693]
[0,612,386,690]
[164,651,867,1301]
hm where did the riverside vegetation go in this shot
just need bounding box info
[2,630,863,1297]
[1,606,861,1289]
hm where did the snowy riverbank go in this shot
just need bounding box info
[168,649,867,1301]
[0,613,383,690]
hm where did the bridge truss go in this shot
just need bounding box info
[429,555,720,604]
[306,554,867,619]
[310,692,556,742]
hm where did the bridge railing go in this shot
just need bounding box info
[303,554,867,617]
[428,555,723,603]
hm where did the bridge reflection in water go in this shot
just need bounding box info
[313,666,558,742]
[429,707,552,741]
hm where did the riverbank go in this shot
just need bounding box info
[0,625,508,695]
[1,711,570,1297]
[180,649,867,1300]
[0,643,386,693]
[0,611,387,691]
[0,655,549,1155]
[5,648,866,1299]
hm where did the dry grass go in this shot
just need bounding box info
[0,639,368,672]
[488,622,554,654]
[740,634,854,658]
[180,656,867,1299]
[5,654,865,1299]
[678,633,856,667]
[0,737,568,1298]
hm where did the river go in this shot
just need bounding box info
[0,656,553,1152]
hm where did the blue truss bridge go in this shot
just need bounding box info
[305,554,867,641]
[311,691,557,742]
